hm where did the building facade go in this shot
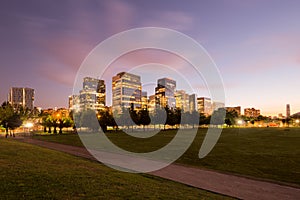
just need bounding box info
[189,94,197,113]
[8,87,34,110]
[197,97,212,116]
[226,106,241,116]
[147,95,156,113]
[244,108,260,118]
[175,90,190,112]
[79,77,106,111]
[141,91,148,110]
[286,104,291,118]
[68,95,80,112]
[155,78,176,109]
[112,72,142,113]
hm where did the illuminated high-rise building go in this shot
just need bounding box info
[8,87,34,110]
[189,94,197,113]
[112,72,142,113]
[79,77,106,111]
[141,91,148,110]
[147,95,156,113]
[155,78,176,109]
[197,97,212,116]
[68,95,80,112]
[286,104,290,118]
[175,90,189,112]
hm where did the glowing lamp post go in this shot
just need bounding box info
[24,122,34,135]
[296,119,300,127]
[237,120,243,126]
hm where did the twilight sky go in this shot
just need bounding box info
[0,0,300,116]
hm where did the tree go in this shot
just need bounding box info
[199,114,209,126]
[210,108,226,126]
[115,107,134,130]
[58,117,74,134]
[225,110,238,127]
[138,109,151,131]
[80,109,99,132]
[98,110,116,133]
[182,110,200,128]
[0,102,23,136]
[165,106,177,129]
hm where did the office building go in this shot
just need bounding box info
[189,94,197,113]
[141,91,148,110]
[79,77,106,111]
[155,78,176,109]
[112,72,142,113]
[68,95,80,112]
[147,95,156,113]
[8,87,34,110]
[197,97,212,116]
[175,90,190,112]
[286,104,290,118]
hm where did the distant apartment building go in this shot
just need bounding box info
[226,106,241,116]
[212,101,225,111]
[112,72,142,113]
[197,97,212,116]
[141,91,148,110]
[79,77,106,111]
[8,87,34,110]
[155,78,176,109]
[175,90,190,112]
[244,108,260,118]
[68,95,80,111]
[147,95,156,113]
[286,104,291,118]
[189,94,197,113]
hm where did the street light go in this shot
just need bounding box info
[237,120,243,125]
[25,122,33,128]
[296,119,300,127]
[24,122,34,136]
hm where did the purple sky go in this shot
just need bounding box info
[0,0,300,116]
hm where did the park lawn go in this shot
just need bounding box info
[33,128,300,185]
[0,138,231,200]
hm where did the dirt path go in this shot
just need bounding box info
[16,137,300,200]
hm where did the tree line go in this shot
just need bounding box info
[75,106,297,133]
[74,107,228,133]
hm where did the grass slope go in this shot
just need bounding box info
[0,138,231,199]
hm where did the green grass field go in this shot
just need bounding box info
[33,128,300,185]
[0,138,232,199]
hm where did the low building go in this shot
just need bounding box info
[226,106,241,116]
[244,108,260,118]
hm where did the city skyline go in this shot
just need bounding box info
[70,73,296,118]
[1,1,300,116]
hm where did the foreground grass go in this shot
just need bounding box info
[0,139,231,199]
[33,128,300,185]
